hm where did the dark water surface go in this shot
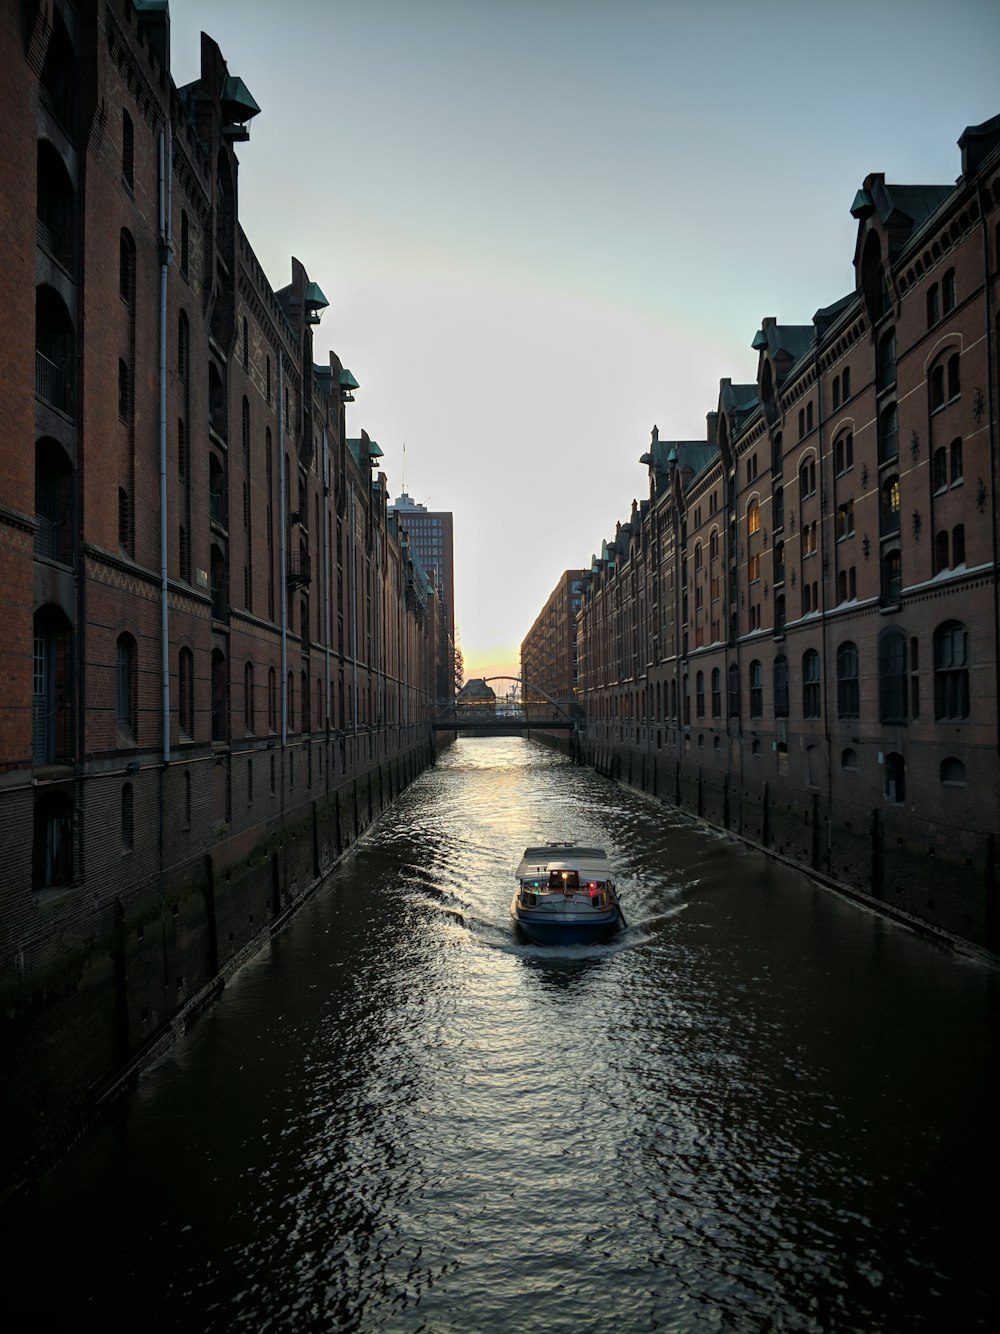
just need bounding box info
[5,738,998,1332]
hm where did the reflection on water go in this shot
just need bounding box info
[3,738,998,1332]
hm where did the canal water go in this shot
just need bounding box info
[4,738,998,1332]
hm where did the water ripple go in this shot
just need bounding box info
[2,737,998,1333]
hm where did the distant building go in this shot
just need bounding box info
[521,571,585,714]
[390,492,456,700]
[573,114,1000,951]
[456,678,496,718]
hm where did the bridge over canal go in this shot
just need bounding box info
[432,675,579,734]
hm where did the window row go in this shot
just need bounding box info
[687,622,969,724]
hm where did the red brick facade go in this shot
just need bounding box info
[0,1,443,1196]
[577,118,1000,952]
[521,569,585,715]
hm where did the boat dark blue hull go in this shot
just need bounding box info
[511,906,621,946]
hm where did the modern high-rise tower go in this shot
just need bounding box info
[390,493,455,648]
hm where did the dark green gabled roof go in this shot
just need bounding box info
[221,75,261,123]
[304,281,329,310]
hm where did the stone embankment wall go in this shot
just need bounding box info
[1,734,442,1206]
[580,732,998,955]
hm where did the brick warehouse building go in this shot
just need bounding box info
[0,1,444,1196]
[576,115,1000,952]
[520,569,585,715]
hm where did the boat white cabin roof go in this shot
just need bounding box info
[516,844,613,881]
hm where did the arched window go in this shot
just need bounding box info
[178,646,194,738]
[695,671,705,717]
[942,268,956,313]
[837,641,859,719]
[35,437,74,564]
[926,283,940,327]
[117,633,137,736]
[879,628,907,722]
[880,475,900,537]
[834,432,853,476]
[932,447,948,491]
[33,605,73,763]
[244,661,255,733]
[773,654,789,718]
[952,524,965,565]
[727,661,740,718]
[180,210,190,278]
[950,437,963,483]
[711,668,721,718]
[877,403,898,463]
[40,12,76,135]
[773,485,784,530]
[33,792,74,890]
[268,666,277,732]
[940,757,965,785]
[749,659,763,718]
[208,362,226,437]
[841,747,858,771]
[882,547,902,605]
[884,752,905,804]
[802,649,820,718]
[947,352,960,401]
[36,284,75,417]
[37,139,76,272]
[747,499,760,535]
[773,539,785,585]
[877,328,896,390]
[210,542,227,620]
[933,621,969,720]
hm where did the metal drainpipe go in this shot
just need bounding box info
[322,425,331,742]
[350,484,359,733]
[815,347,833,835]
[374,521,382,742]
[976,182,1000,766]
[278,352,287,747]
[158,125,172,766]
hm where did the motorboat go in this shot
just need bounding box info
[511,843,623,945]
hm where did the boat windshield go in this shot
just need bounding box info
[548,869,581,889]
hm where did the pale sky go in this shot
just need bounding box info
[167,0,999,680]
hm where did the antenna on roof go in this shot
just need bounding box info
[401,442,406,494]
